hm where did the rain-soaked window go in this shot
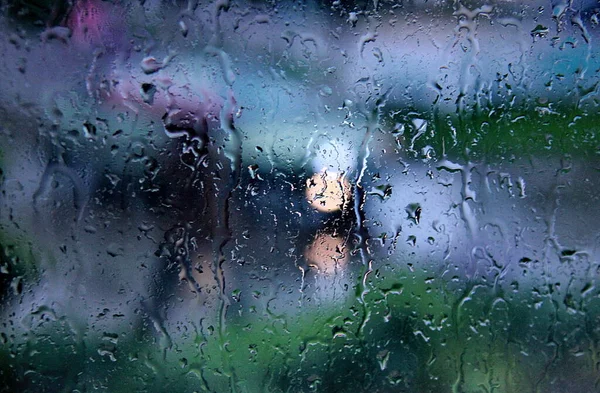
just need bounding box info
[1,0,599,392]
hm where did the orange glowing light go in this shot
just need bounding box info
[304,232,348,275]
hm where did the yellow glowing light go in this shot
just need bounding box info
[304,232,348,275]
[305,170,351,213]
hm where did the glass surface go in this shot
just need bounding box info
[1,1,599,392]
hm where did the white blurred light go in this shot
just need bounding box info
[305,170,352,213]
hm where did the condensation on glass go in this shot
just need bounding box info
[0,0,599,392]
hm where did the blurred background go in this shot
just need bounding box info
[0,0,599,392]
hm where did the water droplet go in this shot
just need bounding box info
[369,184,393,200]
[405,203,422,224]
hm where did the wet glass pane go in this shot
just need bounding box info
[1,0,599,392]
